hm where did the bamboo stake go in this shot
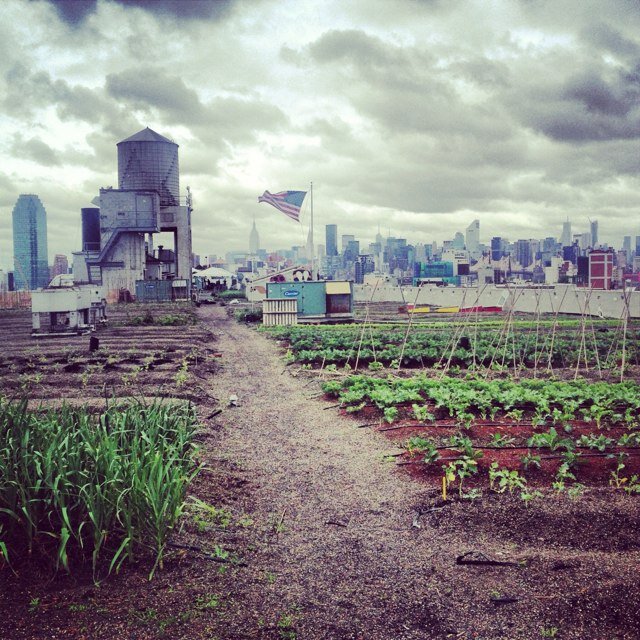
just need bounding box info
[620,282,630,383]
[546,285,570,376]
[398,284,423,370]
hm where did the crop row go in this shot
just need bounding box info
[266,324,637,369]
[322,375,640,428]
[402,426,640,499]
[0,398,200,579]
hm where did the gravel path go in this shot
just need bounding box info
[201,306,457,639]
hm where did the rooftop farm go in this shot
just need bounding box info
[2,301,640,639]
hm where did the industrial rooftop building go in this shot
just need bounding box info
[73,127,192,300]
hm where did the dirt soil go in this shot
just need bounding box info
[2,304,640,639]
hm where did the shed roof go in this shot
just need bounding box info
[193,267,235,279]
[326,281,351,295]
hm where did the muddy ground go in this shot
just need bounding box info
[1,304,639,639]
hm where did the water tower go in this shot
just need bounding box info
[117,128,179,207]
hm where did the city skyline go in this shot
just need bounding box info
[248,217,624,258]
[0,0,639,267]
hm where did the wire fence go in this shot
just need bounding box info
[0,291,32,310]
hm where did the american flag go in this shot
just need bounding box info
[258,190,307,222]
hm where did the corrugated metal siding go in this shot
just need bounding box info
[263,298,298,326]
[135,280,173,302]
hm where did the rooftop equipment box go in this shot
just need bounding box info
[266,281,353,319]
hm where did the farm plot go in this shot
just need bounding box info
[323,374,640,496]
[0,303,218,405]
[264,317,639,375]
[263,315,640,496]
[0,304,221,575]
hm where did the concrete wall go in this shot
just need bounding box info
[102,232,146,295]
[354,283,640,319]
[99,190,159,247]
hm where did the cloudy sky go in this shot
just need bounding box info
[1,0,639,267]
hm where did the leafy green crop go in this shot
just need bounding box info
[263,321,638,371]
[323,375,640,428]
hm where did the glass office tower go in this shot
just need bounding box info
[12,194,49,290]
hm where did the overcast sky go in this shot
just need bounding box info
[1,0,639,267]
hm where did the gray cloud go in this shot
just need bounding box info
[10,135,61,167]
[0,173,16,207]
[106,66,288,146]
[40,0,238,26]
[106,67,209,124]
[582,22,640,60]
[509,66,640,143]
[2,0,640,264]
[2,64,140,140]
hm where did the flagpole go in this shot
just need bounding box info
[310,181,314,279]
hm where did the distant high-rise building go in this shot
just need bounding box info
[515,239,531,268]
[354,254,375,284]
[635,236,640,257]
[561,219,572,246]
[623,236,632,255]
[465,219,480,254]
[563,243,579,265]
[12,194,49,290]
[51,254,69,279]
[590,220,598,247]
[249,219,260,254]
[341,234,355,253]
[574,232,591,252]
[344,240,360,263]
[325,224,338,257]
[452,232,465,250]
[491,237,502,262]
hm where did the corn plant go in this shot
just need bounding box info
[0,397,200,580]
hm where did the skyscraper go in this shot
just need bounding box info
[51,254,69,279]
[561,219,572,247]
[452,232,465,250]
[590,220,598,247]
[515,239,531,268]
[325,224,338,256]
[465,219,480,254]
[341,234,355,253]
[490,237,503,262]
[249,219,260,254]
[12,194,49,290]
